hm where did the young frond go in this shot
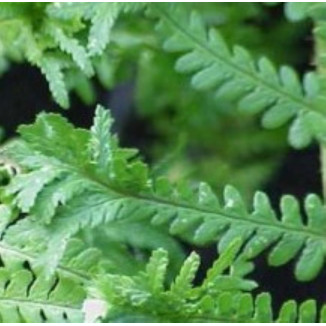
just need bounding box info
[94,244,325,323]
[149,4,326,148]
[95,240,257,323]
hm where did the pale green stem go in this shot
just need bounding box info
[320,145,326,200]
[315,22,326,200]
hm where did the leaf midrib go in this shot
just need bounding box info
[0,242,90,283]
[82,170,326,243]
[154,4,320,116]
[0,296,81,312]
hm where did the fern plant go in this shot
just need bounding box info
[1,1,326,323]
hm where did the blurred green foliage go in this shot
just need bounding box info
[0,3,311,199]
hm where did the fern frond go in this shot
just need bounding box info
[0,226,100,284]
[0,3,146,107]
[1,209,172,283]
[103,295,326,323]
[0,182,183,282]
[0,198,106,283]
[95,244,325,323]
[149,4,326,148]
[95,240,257,323]
[4,106,326,281]
[48,24,94,76]
[47,2,146,57]
[0,267,85,322]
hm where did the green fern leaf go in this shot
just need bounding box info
[0,3,143,108]
[143,249,168,294]
[203,238,242,290]
[4,107,326,281]
[37,57,69,109]
[96,241,256,322]
[150,4,326,148]
[46,3,94,20]
[90,104,115,170]
[0,188,183,282]
[88,3,120,57]
[48,24,94,76]
[170,251,200,296]
[7,168,63,213]
[95,245,325,323]
[0,267,85,322]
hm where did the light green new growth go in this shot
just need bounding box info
[95,243,325,323]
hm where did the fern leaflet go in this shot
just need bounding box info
[0,267,85,322]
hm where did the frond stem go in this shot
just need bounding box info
[320,145,326,200]
[315,21,326,201]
